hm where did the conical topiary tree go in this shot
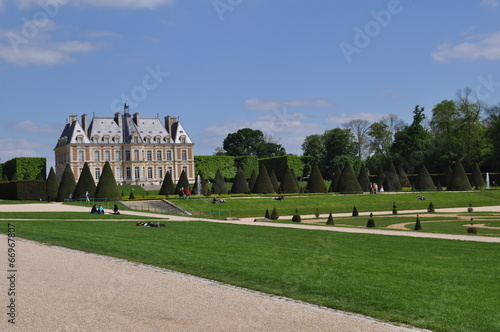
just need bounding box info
[94,161,120,200]
[46,167,59,202]
[23,173,30,180]
[352,206,359,217]
[414,215,422,230]
[326,212,334,225]
[357,164,371,192]
[445,165,453,188]
[231,166,250,194]
[447,160,472,191]
[392,201,398,215]
[248,169,258,193]
[2,174,8,182]
[471,162,485,189]
[73,162,96,200]
[269,169,280,193]
[270,207,279,220]
[427,202,435,213]
[367,216,375,228]
[292,209,301,222]
[306,163,327,193]
[57,164,77,202]
[328,165,342,192]
[383,161,402,191]
[279,163,299,194]
[414,164,435,190]
[211,169,228,195]
[174,170,191,195]
[159,171,176,196]
[264,209,270,219]
[377,166,385,188]
[253,164,275,194]
[290,168,300,192]
[36,172,44,181]
[398,166,411,187]
[337,160,362,194]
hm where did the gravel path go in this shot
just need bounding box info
[2,202,498,331]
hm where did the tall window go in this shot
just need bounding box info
[134,150,139,161]
[147,151,152,161]
[147,167,153,179]
[168,167,172,175]
[182,166,187,173]
[125,150,131,161]
[116,167,122,179]
[133,136,139,144]
[116,150,121,161]
[126,167,131,179]
[95,168,101,180]
[134,167,140,179]
[105,151,110,161]
[166,150,172,161]
[156,150,162,161]
[158,167,163,180]
[78,151,84,162]
[181,150,187,160]
[94,151,100,161]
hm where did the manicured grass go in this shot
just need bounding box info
[0,212,160,220]
[1,217,499,332]
[173,190,500,218]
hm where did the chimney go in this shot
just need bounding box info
[133,112,139,125]
[114,112,121,126]
[164,115,177,134]
[81,114,88,133]
[69,115,77,124]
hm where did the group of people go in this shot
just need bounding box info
[369,183,384,194]
[136,222,165,227]
[212,197,226,204]
[178,187,191,199]
[90,204,120,214]
[273,196,285,201]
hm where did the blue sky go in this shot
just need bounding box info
[1,0,499,171]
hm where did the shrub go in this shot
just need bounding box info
[174,170,191,195]
[211,169,228,195]
[468,202,474,213]
[253,164,275,194]
[352,206,359,217]
[326,213,334,225]
[414,164,435,190]
[467,218,477,234]
[73,162,96,200]
[357,164,371,192]
[414,215,422,230]
[315,207,320,218]
[129,191,135,200]
[94,162,120,201]
[269,169,280,193]
[159,171,175,196]
[248,170,258,193]
[231,166,250,194]
[45,167,59,202]
[292,209,301,222]
[376,166,385,188]
[383,161,402,191]
[471,162,485,189]
[306,163,327,193]
[270,207,279,220]
[328,165,342,193]
[337,160,362,194]
[427,202,435,213]
[398,166,411,187]
[57,164,77,202]
[279,163,299,194]
[265,209,270,219]
[447,159,472,191]
[392,201,398,215]
[366,217,375,227]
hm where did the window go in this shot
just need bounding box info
[105,151,110,161]
[167,150,172,161]
[182,166,187,173]
[134,150,139,161]
[95,168,101,180]
[126,167,131,179]
[146,137,151,144]
[116,167,122,179]
[158,167,163,179]
[168,167,172,175]
[78,151,84,162]
[181,150,187,160]
[94,151,100,161]
[147,167,153,179]
[180,136,186,143]
[116,150,121,161]
[147,151,152,161]
[156,150,162,161]
[133,136,139,144]
[103,137,110,144]
[134,167,140,179]
[125,150,131,161]
[77,136,83,143]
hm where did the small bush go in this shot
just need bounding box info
[352,206,359,217]
[467,202,474,213]
[265,209,270,219]
[292,209,301,223]
[414,216,422,231]
[366,218,375,228]
[129,191,135,200]
[427,202,435,213]
[326,213,334,225]
[315,207,320,218]
[270,207,279,220]
[392,201,398,215]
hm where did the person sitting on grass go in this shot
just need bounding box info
[98,205,105,214]
[90,204,98,214]
[113,204,120,214]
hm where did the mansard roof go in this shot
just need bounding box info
[55,112,194,148]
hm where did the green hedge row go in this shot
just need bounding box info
[1,157,46,181]
[259,155,305,182]
[0,180,46,200]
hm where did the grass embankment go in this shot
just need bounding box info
[173,190,500,218]
[1,216,499,332]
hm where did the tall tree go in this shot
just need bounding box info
[342,119,371,159]
[222,128,285,157]
[301,134,324,166]
[94,162,120,200]
[73,162,96,200]
[322,128,357,176]
[56,164,76,202]
[231,166,250,194]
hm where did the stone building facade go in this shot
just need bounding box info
[54,105,195,186]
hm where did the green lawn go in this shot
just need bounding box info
[173,190,500,218]
[1,217,499,332]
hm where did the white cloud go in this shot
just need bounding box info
[480,0,499,8]
[0,20,102,66]
[13,121,59,135]
[0,0,5,11]
[244,98,334,111]
[0,138,48,161]
[325,112,389,126]
[432,31,500,63]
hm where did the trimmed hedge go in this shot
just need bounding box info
[357,164,370,192]
[253,164,275,194]
[231,166,250,194]
[73,162,96,200]
[447,160,472,191]
[94,161,120,200]
[1,157,46,181]
[383,161,402,191]
[337,160,362,194]
[414,164,435,190]
[57,164,77,202]
[279,163,299,194]
[159,171,176,196]
[46,167,59,202]
[0,180,46,200]
[471,163,486,188]
[259,155,304,182]
[306,163,327,193]
[212,169,228,195]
